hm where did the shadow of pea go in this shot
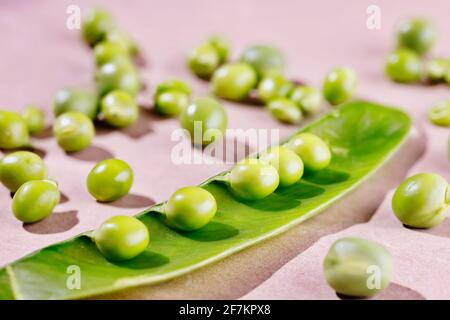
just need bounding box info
[23,210,79,235]
[66,145,114,162]
[1,145,47,159]
[100,193,156,209]
[404,219,450,239]
[336,283,425,300]
[32,126,53,140]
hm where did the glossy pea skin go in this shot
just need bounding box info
[322,67,357,105]
[240,45,285,78]
[87,158,133,202]
[12,180,60,223]
[285,132,331,171]
[96,56,141,97]
[187,43,220,79]
[397,18,436,55]
[259,146,303,187]
[428,101,450,127]
[165,186,217,231]
[0,110,30,150]
[208,36,229,64]
[53,112,95,152]
[180,97,227,146]
[106,29,138,55]
[392,173,449,228]
[155,90,189,116]
[53,88,99,120]
[81,9,115,46]
[94,41,128,66]
[323,237,393,297]
[257,74,293,104]
[425,58,449,83]
[21,106,45,135]
[100,90,138,128]
[0,151,47,193]
[385,49,422,83]
[94,215,149,261]
[211,63,257,101]
[229,159,279,201]
[155,80,191,97]
[267,98,303,124]
[290,86,323,114]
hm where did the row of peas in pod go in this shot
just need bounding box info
[187,38,358,124]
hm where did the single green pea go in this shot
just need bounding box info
[12,180,60,223]
[385,49,422,83]
[290,86,323,114]
[95,56,141,97]
[323,237,393,298]
[208,36,229,64]
[267,98,303,124]
[322,67,357,105]
[0,151,47,193]
[285,132,331,171]
[94,215,149,261]
[53,112,95,152]
[240,45,285,78]
[229,159,279,200]
[392,173,449,228]
[187,43,220,79]
[155,90,189,116]
[81,9,115,46]
[21,106,45,135]
[397,18,436,55]
[94,41,128,66]
[100,90,139,128]
[164,186,217,231]
[259,146,303,187]
[424,58,449,83]
[211,62,257,101]
[180,97,227,146]
[257,74,293,104]
[428,101,450,127]
[53,88,99,120]
[155,80,191,97]
[87,158,133,202]
[105,29,138,55]
[0,110,30,149]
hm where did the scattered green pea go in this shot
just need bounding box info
[267,98,303,124]
[81,9,115,46]
[187,43,220,79]
[323,237,393,298]
[428,101,450,127]
[105,29,138,55]
[155,80,191,97]
[96,56,141,97]
[100,90,139,128]
[385,49,422,83]
[424,58,449,83]
[154,80,191,116]
[87,158,133,202]
[290,86,323,114]
[322,67,357,105]
[94,41,128,66]
[240,45,285,78]
[0,151,47,193]
[259,146,303,187]
[53,88,99,120]
[12,180,60,223]
[396,18,436,55]
[53,112,95,152]
[21,106,45,135]
[180,97,227,146]
[94,215,149,261]
[257,74,293,104]
[164,186,217,231]
[285,132,331,171]
[0,110,30,149]
[211,62,257,101]
[207,36,229,64]
[392,173,449,228]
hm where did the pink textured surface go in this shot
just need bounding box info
[0,0,449,299]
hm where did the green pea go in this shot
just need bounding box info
[155,80,191,97]
[53,88,99,120]
[180,97,227,146]
[94,41,128,66]
[187,43,220,79]
[211,62,257,101]
[81,9,115,46]
[259,146,303,187]
[105,29,138,55]
[392,173,449,228]
[21,106,45,135]
[87,158,133,202]
[0,110,30,149]
[267,98,303,124]
[155,90,189,117]
[257,74,293,104]
[0,151,47,193]
[229,159,279,200]
[94,215,149,261]
[240,45,285,78]
[53,112,95,152]
[385,49,422,83]
[397,18,436,55]
[290,86,323,114]
[285,132,331,171]
[12,180,60,223]
[100,90,138,128]
[96,56,141,97]
[322,67,357,105]
[164,186,217,231]
[425,58,449,83]
[428,101,450,127]
[208,36,229,64]
[323,237,393,298]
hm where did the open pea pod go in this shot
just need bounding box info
[0,101,410,300]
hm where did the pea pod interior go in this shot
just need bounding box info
[0,101,411,300]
